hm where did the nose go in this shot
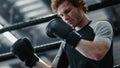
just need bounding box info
[62,14,69,21]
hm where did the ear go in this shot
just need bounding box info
[78,5,85,13]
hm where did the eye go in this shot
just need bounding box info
[58,8,72,17]
[65,9,71,14]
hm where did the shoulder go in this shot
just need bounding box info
[90,21,113,45]
[89,20,112,27]
[89,20,113,33]
[95,21,112,27]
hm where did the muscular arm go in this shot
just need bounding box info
[75,21,113,61]
[75,40,110,61]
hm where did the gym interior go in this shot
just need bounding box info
[0,0,120,68]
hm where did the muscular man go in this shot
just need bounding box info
[11,0,113,68]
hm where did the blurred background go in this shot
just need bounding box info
[0,0,120,68]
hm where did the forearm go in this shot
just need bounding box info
[75,39,110,61]
[35,58,54,68]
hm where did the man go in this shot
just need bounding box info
[11,0,113,68]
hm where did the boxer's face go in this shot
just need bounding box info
[57,1,84,27]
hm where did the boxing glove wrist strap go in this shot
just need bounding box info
[25,54,39,67]
[66,30,82,48]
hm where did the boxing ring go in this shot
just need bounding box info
[0,0,120,67]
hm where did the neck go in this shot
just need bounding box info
[75,14,91,31]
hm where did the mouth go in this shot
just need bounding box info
[64,19,74,26]
[66,20,72,24]
[66,21,74,27]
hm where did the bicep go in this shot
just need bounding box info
[93,21,113,47]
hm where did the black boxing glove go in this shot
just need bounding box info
[11,38,39,67]
[46,18,82,47]
[46,24,56,38]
